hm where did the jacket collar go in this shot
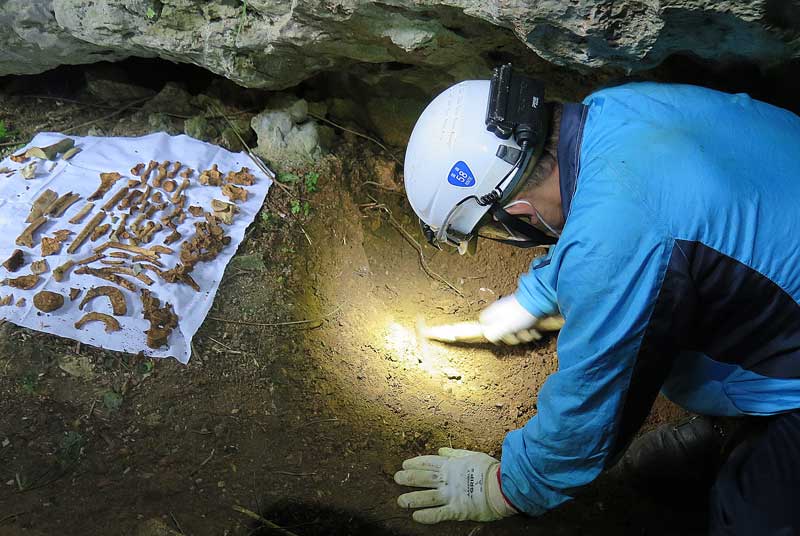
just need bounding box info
[558,103,588,222]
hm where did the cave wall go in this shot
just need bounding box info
[1,1,798,97]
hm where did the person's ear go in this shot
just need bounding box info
[503,199,536,217]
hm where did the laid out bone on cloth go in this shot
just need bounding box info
[0,132,273,363]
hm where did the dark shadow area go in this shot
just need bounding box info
[651,53,800,114]
[254,499,409,536]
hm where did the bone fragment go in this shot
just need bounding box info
[69,202,95,225]
[67,211,106,254]
[16,217,47,248]
[27,190,58,223]
[75,312,121,333]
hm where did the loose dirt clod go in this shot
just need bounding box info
[88,172,122,201]
[141,289,178,348]
[30,259,49,275]
[221,184,247,203]
[15,297,25,307]
[2,274,40,290]
[79,285,127,316]
[33,290,64,312]
[68,202,95,224]
[74,312,121,333]
[2,249,25,272]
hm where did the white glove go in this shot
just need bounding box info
[479,295,541,344]
[394,447,518,524]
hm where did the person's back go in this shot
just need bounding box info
[571,82,800,417]
[394,77,800,534]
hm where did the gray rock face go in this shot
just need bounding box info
[0,1,796,92]
[251,99,332,167]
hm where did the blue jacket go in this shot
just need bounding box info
[502,82,800,515]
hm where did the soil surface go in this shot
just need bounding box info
[0,74,699,536]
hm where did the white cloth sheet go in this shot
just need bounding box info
[0,132,273,363]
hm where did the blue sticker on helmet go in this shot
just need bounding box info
[448,161,476,188]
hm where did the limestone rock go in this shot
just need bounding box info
[184,115,218,142]
[148,112,182,136]
[251,101,330,167]
[365,97,427,148]
[0,1,794,93]
[142,82,196,116]
[84,64,156,103]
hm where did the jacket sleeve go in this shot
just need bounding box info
[515,248,560,318]
[501,197,672,515]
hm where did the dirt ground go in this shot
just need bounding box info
[0,70,702,536]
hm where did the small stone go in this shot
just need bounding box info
[84,64,156,104]
[220,127,244,152]
[230,254,266,272]
[287,99,309,124]
[184,115,218,141]
[441,367,461,380]
[58,355,95,380]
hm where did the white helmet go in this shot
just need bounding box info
[404,79,552,254]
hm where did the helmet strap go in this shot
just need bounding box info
[486,204,558,247]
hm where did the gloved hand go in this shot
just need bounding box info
[394,447,518,524]
[479,295,540,344]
